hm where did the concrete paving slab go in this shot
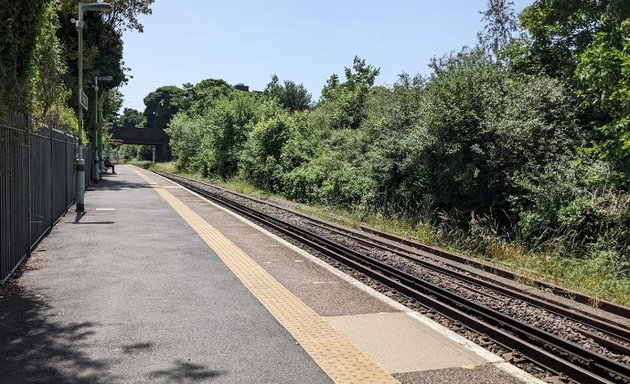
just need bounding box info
[394,364,530,384]
[324,312,487,373]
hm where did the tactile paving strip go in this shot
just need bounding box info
[132,169,399,384]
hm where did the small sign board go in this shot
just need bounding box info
[80,90,89,110]
[109,138,124,147]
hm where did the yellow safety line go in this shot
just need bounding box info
[131,169,399,384]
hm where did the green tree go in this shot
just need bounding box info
[181,78,233,115]
[394,49,578,219]
[202,92,261,179]
[358,75,425,210]
[576,19,630,180]
[240,101,297,190]
[30,1,77,132]
[101,88,123,126]
[264,75,312,112]
[320,56,380,130]
[56,6,123,140]
[106,0,154,32]
[118,107,146,128]
[143,86,185,128]
[55,0,154,137]
[478,0,518,60]
[0,0,49,114]
[166,113,207,172]
[515,0,626,79]
[117,143,152,161]
[167,90,261,178]
[512,0,630,182]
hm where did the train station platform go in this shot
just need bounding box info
[0,165,544,384]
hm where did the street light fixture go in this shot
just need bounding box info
[75,1,112,212]
[93,75,113,182]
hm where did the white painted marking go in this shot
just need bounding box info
[151,170,546,384]
[95,208,115,211]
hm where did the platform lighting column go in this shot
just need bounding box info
[75,1,112,211]
[94,75,113,182]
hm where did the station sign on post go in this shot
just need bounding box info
[80,90,89,111]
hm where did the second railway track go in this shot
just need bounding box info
[156,171,630,384]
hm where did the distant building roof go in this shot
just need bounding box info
[233,83,249,92]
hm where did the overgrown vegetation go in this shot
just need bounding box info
[0,0,154,139]
[158,0,630,303]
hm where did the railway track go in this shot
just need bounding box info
[156,171,630,384]
[358,225,630,319]
[303,223,630,354]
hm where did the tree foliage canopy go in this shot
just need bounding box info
[143,86,185,129]
[264,75,312,112]
[478,0,518,59]
[118,107,146,128]
[0,0,50,114]
[0,0,154,135]
[509,0,630,182]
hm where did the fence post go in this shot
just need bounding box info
[50,126,54,228]
[65,133,68,207]
[64,134,67,207]
[27,115,32,258]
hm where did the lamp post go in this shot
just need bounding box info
[94,75,112,182]
[75,1,112,212]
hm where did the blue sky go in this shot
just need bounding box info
[120,0,533,112]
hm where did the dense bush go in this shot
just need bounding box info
[167,90,262,179]
[239,102,296,192]
[166,113,207,173]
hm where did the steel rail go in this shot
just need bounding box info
[159,172,629,384]
[361,225,630,319]
[307,221,630,352]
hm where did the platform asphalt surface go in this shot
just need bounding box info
[0,166,331,383]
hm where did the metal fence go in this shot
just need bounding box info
[1,112,79,282]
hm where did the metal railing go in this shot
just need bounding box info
[1,112,79,282]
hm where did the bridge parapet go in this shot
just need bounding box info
[109,127,171,161]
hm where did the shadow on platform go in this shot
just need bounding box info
[0,292,114,383]
[148,360,223,383]
[0,287,222,383]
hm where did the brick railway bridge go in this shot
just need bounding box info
[109,127,171,162]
